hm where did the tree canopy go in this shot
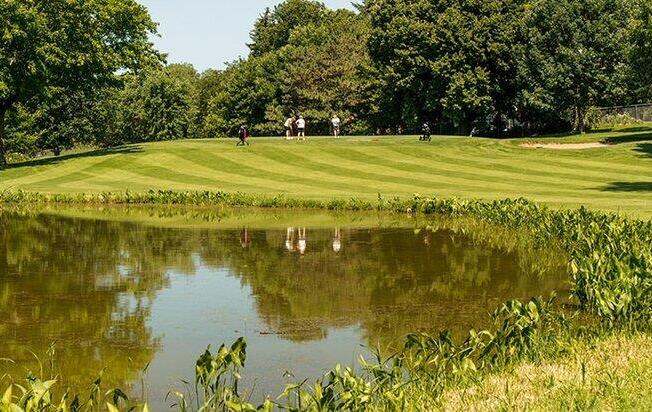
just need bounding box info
[365,0,525,134]
[520,0,640,133]
[0,0,159,166]
[2,0,652,162]
[249,0,328,57]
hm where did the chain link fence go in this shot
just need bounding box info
[598,103,652,122]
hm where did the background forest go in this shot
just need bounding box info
[3,0,652,162]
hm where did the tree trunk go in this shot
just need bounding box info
[577,106,586,134]
[0,106,7,169]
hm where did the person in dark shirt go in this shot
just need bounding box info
[237,125,250,146]
[420,122,431,141]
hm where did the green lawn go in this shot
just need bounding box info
[1,127,651,217]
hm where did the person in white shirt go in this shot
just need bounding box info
[331,115,341,138]
[296,115,306,141]
[332,228,342,253]
[284,117,294,140]
[285,227,295,252]
[297,227,307,254]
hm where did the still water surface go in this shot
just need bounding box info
[0,207,567,407]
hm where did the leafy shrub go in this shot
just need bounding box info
[0,374,145,412]
[586,107,643,130]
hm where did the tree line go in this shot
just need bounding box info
[2,0,651,165]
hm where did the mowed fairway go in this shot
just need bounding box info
[1,130,651,217]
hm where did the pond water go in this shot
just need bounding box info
[0,207,568,408]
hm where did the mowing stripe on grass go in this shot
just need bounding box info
[1,134,650,216]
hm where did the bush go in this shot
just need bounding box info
[586,106,643,130]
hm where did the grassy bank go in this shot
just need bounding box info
[443,332,652,411]
[0,126,651,217]
[2,194,651,410]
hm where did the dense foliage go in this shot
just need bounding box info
[0,0,160,166]
[366,0,652,135]
[3,0,652,157]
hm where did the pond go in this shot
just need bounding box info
[0,206,568,408]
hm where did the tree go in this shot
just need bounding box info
[365,0,525,135]
[165,64,203,138]
[626,1,652,103]
[205,54,283,137]
[195,70,225,138]
[520,0,637,133]
[0,0,159,167]
[4,86,114,158]
[35,88,106,156]
[248,0,328,57]
[209,2,372,137]
[110,69,193,144]
[279,10,372,135]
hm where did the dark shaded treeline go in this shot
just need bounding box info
[3,0,652,161]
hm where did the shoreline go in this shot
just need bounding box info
[2,190,651,409]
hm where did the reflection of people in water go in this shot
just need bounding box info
[240,228,251,249]
[423,231,431,247]
[297,228,307,255]
[332,228,342,253]
[284,227,309,254]
[285,227,295,252]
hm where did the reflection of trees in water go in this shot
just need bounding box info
[0,213,190,392]
[198,227,567,347]
[0,211,567,389]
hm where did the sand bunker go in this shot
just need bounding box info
[521,142,610,150]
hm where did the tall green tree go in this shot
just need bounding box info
[205,54,283,136]
[626,1,652,103]
[365,0,525,134]
[0,0,159,167]
[195,70,224,138]
[34,88,100,156]
[249,0,328,57]
[280,10,372,134]
[209,1,372,137]
[520,0,638,133]
[109,68,193,144]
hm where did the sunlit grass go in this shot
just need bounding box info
[1,126,650,217]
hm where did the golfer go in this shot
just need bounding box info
[296,115,306,140]
[331,114,341,138]
[237,125,250,146]
[284,116,294,140]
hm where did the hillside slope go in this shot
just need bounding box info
[1,131,650,217]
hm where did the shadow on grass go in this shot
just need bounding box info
[634,143,652,158]
[602,182,652,192]
[603,132,652,145]
[592,125,652,134]
[7,145,144,169]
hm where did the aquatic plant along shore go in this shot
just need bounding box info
[1,192,651,410]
